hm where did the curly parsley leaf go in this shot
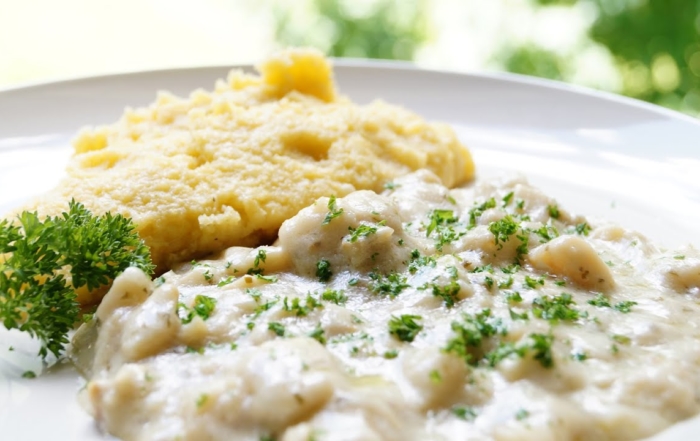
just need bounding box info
[0,200,154,359]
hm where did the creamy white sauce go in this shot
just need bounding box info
[78,171,700,441]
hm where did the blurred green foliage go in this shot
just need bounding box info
[274,0,428,60]
[274,0,700,116]
[527,0,700,115]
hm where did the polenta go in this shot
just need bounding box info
[18,48,474,294]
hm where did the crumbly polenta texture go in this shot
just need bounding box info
[21,48,474,292]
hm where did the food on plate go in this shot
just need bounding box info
[12,48,474,305]
[78,171,700,441]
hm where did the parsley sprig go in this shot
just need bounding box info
[0,201,154,358]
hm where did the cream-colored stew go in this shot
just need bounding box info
[78,171,700,441]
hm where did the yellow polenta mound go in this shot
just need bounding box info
[21,48,474,282]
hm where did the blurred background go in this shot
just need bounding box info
[2,0,699,117]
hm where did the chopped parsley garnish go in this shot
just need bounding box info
[427,209,458,236]
[320,289,348,305]
[247,288,262,302]
[574,222,591,236]
[0,200,154,358]
[316,259,333,282]
[388,314,423,342]
[268,322,286,337]
[196,394,209,408]
[426,209,463,251]
[528,333,555,367]
[444,309,503,365]
[572,351,588,361]
[505,291,523,303]
[255,274,278,283]
[533,224,559,243]
[432,280,462,308]
[485,333,554,368]
[309,324,326,344]
[383,181,398,190]
[611,334,631,345]
[509,309,529,320]
[524,275,545,289]
[673,255,686,260]
[587,293,611,308]
[253,249,267,268]
[452,405,478,421]
[347,223,379,242]
[515,409,530,420]
[322,195,344,225]
[468,198,496,228]
[488,216,519,249]
[501,264,520,274]
[429,369,442,383]
[614,301,637,313]
[179,295,217,324]
[283,295,323,317]
[369,272,410,298]
[588,294,637,313]
[22,370,36,379]
[253,299,278,317]
[154,276,166,287]
[383,349,399,359]
[532,293,579,323]
[217,276,235,287]
[547,204,560,219]
[408,249,437,274]
[502,191,514,207]
[471,264,494,274]
[498,276,514,289]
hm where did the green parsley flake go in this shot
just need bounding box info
[548,204,560,219]
[388,314,423,342]
[383,349,399,359]
[283,295,323,317]
[515,409,530,420]
[502,191,514,207]
[217,276,235,287]
[452,405,478,421]
[614,301,637,313]
[179,295,217,324]
[468,198,497,228]
[408,249,437,274]
[268,322,286,337]
[432,280,462,308]
[347,223,379,242]
[369,272,410,298]
[524,275,545,289]
[488,216,519,249]
[322,196,344,225]
[316,259,333,282]
[309,324,326,344]
[532,293,579,323]
[574,222,591,236]
[444,309,503,365]
[498,276,514,289]
[320,289,348,305]
[426,209,463,251]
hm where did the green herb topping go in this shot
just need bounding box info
[0,201,154,358]
[388,314,423,342]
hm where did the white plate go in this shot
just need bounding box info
[1,61,699,440]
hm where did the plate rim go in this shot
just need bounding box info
[2,57,699,128]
